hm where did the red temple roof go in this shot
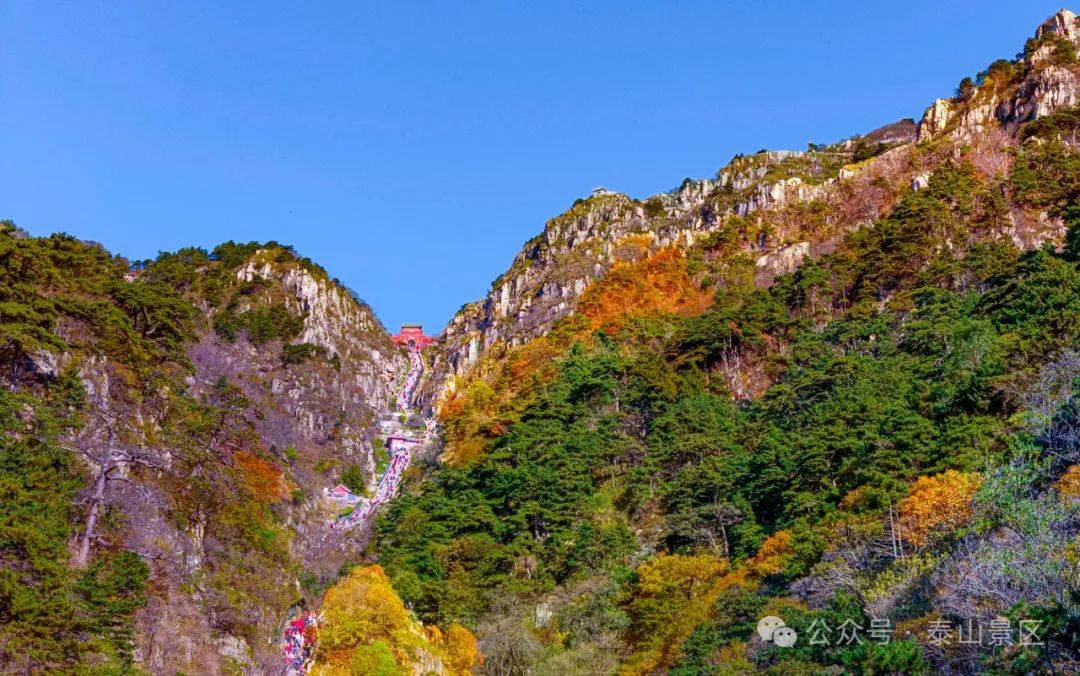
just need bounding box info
[391,324,436,348]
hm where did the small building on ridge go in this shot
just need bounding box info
[325,484,360,504]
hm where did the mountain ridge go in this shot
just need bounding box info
[428,10,1080,416]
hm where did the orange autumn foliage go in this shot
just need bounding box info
[234,451,287,503]
[443,624,483,675]
[839,485,871,510]
[439,249,711,465]
[578,248,712,333]
[745,529,794,577]
[898,470,982,547]
[1056,464,1080,501]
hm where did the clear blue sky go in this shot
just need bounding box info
[0,2,1065,333]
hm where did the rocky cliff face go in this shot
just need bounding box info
[425,145,899,408]
[221,251,405,471]
[427,142,917,408]
[429,150,833,393]
[53,248,410,673]
[918,9,1080,142]
[429,9,1080,410]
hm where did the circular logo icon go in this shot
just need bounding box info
[757,615,785,641]
[773,625,798,647]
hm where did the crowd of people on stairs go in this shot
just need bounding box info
[282,611,318,675]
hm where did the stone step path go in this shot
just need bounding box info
[332,344,426,533]
[282,344,430,673]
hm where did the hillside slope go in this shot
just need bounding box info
[0,234,410,672]
[375,9,1080,673]
[429,9,1080,419]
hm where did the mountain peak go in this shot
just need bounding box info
[1037,8,1080,42]
[913,7,1080,141]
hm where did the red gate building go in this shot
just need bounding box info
[391,324,436,349]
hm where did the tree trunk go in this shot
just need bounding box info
[77,445,123,568]
[77,466,108,568]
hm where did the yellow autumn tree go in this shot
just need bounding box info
[313,566,412,673]
[623,554,729,672]
[897,470,981,547]
[621,531,805,674]
[444,624,483,675]
[312,565,482,676]
[634,552,729,601]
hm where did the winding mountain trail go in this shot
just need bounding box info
[333,344,426,532]
[282,345,430,674]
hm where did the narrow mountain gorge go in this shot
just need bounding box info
[3,8,1080,675]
